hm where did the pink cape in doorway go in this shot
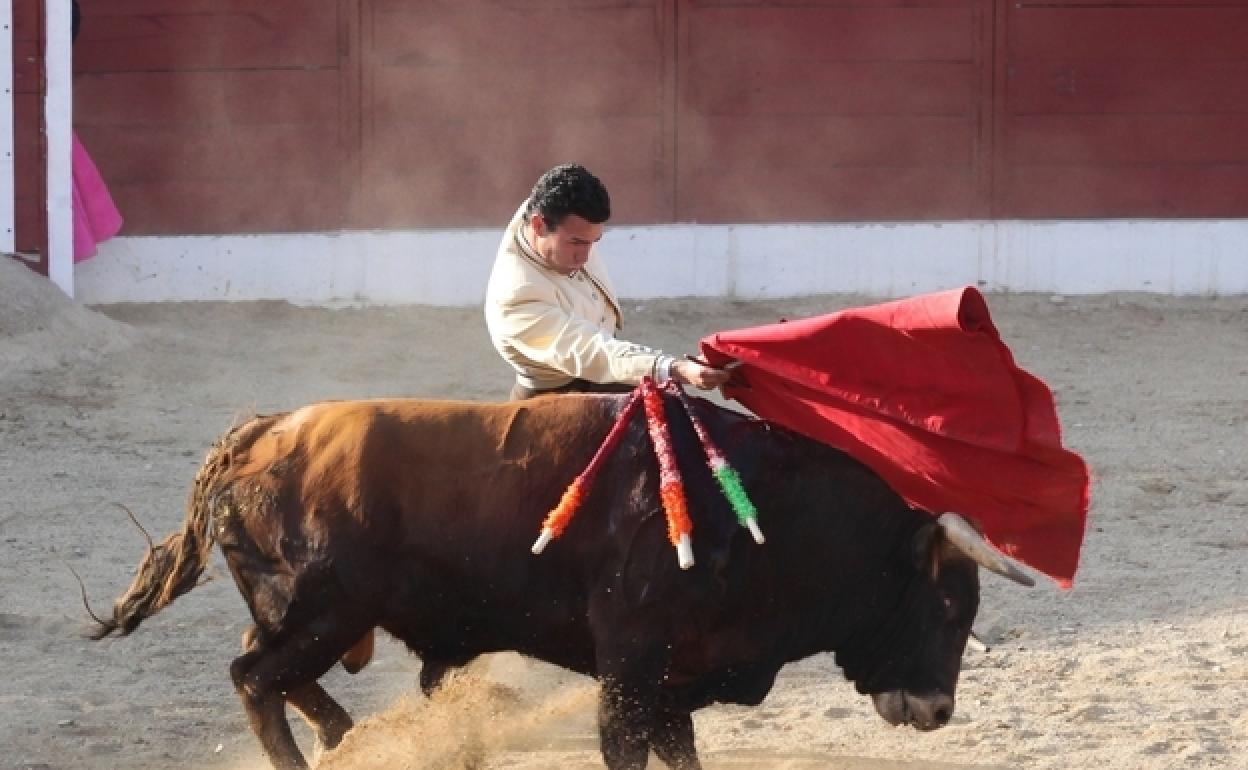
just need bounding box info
[72,132,123,263]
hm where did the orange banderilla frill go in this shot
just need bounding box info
[641,377,695,569]
[531,377,763,570]
[530,388,642,555]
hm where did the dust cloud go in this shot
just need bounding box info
[317,668,597,770]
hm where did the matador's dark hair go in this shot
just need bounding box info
[525,163,611,229]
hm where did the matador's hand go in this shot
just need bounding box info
[670,359,732,390]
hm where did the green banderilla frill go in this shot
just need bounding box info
[712,464,758,526]
[668,381,765,544]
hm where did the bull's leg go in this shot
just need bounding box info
[231,619,366,770]
[288,683,354,754]
[339,629,375,674]
[418,655,475,696]
[419,659,454,696]
[648,709,701,770]
[241,625,354,753]
[599,689,700,770]
[230,646,303,770]
[592,604,676,770]
[598,676,654,770]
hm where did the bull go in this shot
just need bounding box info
[91,393,1033,769]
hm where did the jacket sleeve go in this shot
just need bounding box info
[492,282,662,385]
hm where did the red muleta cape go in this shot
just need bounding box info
[700,286,1089,588]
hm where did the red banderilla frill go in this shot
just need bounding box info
[531,378,764,570]
[641,377,695,569]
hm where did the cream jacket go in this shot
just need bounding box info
[485,203,667,390]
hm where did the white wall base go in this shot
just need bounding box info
[74,220,1248,306]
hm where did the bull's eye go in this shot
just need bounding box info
[941,596,956,620]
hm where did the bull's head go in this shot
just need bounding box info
[843,513,1034,731]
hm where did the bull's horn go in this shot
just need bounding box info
[937,513,1035,587]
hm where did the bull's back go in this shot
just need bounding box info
[226,395,622,574]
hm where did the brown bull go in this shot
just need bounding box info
[92,393,1033,770]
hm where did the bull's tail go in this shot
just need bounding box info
[91,416,269,640]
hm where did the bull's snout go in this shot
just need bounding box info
[871,691,955,731]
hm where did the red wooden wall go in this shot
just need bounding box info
[357,0,674,227]
[677,0,991,222]
[14,0,1248,254]
[997,0,1248,217]
[13,0,46,271]
[71,1,348,234]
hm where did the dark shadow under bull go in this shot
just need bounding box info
[90,393,1033,770]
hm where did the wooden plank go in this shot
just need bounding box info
[13,39,40,94]
[682,116,974,168]
[1000,164,1248,218]
[363,120,661,175]
[970,0,993,218]
[74,70,341,127]
[356,162,664,228]
[694,0,971,6]
[990,0,1010,217]
[14,130,43,192]
[657,0,678,221]
[370,1,659,65]
[13,171,44,207]
[107,177,343,234]
[678,0,988,222]
[1008,59,1248,116]
[371,59,660,121]
[687,60,975,116]
[998,1,1248,216]
[1008,6,1248,61]
[680,166,978,222]
[77,124,340,185]
[14,200,44,256]
[357,0,667,228]
[12,0,43,270]
[340,0,365,227]
[358,117,664,227]
[13,93,42,200]
[1016,1,1248,7]
[12,0,39,42]
[676,1,988,220]
[686,6,975,63]
[479,0,650,6]
[73,0,338,72]
[352,0,376,227]
[1007,115,1248,164]
[81,0,333,10]
[72,67,344,234]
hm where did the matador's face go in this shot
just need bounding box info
[531,213,603,274]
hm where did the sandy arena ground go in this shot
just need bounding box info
[1,257,1245,769]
